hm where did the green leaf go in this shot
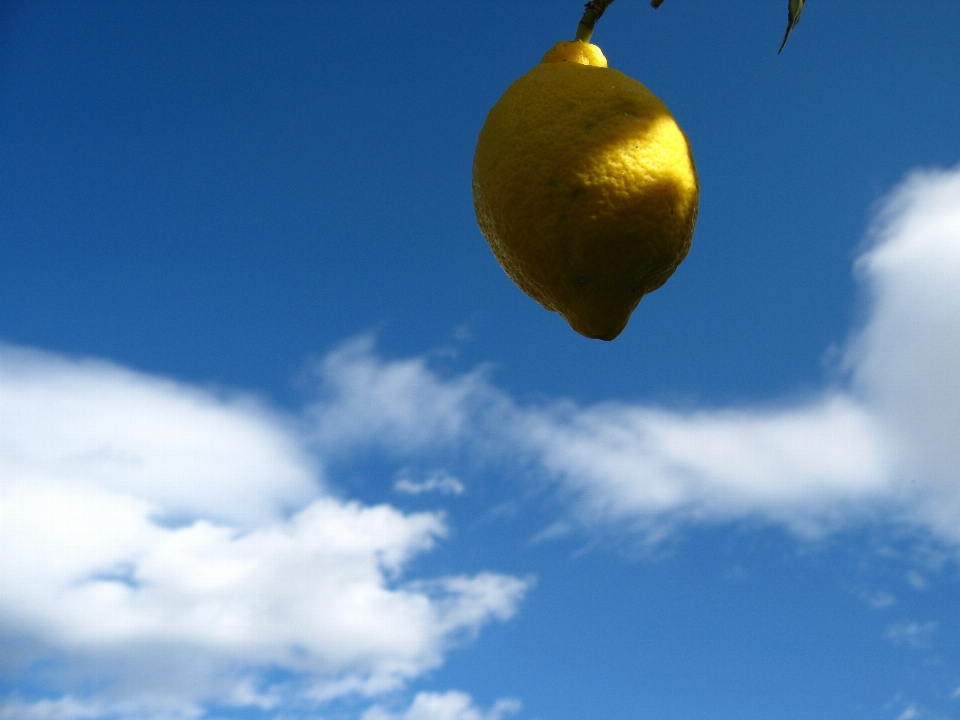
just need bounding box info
[778,0,805,53]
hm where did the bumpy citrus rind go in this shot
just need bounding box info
[473,47,698,340]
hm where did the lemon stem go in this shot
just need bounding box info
[575,0,615,43]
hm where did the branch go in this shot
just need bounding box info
[575,0,616,43]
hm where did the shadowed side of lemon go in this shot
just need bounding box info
[473,40,698,340]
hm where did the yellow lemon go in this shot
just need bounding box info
[473,40,699,340]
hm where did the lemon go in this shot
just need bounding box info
[473,40,699,340]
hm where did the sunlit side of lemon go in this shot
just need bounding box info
[473,41,699,340]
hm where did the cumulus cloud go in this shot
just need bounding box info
[0,351,530,717]
[845,167,960,539]
[0,347,318,529]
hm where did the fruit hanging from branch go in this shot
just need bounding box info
[472,0,805,341]
[472,2,697,340]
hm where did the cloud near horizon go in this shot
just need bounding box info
[2,166,959,718]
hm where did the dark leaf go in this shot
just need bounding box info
[778,0,805,53]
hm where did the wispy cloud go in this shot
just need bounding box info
[303,167,960,548]
[394,470,465,496]
[860,590,897,610]
[307,163,957,705]
[516,392,892,537]
[884,620,939,649]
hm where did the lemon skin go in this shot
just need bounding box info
[473,41,699,340]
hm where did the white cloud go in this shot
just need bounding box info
[0,347,318,529]
[361,691,521,720]
[305,337,500,457]
[524,165,959,543]
[0,350,530,717]
[291,166,960,547]
[516,393,893,537]
[4,165,959,719]
[845,167,960,540]
[394,470,465,496]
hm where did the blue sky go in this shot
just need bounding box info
[2,1,959,719]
